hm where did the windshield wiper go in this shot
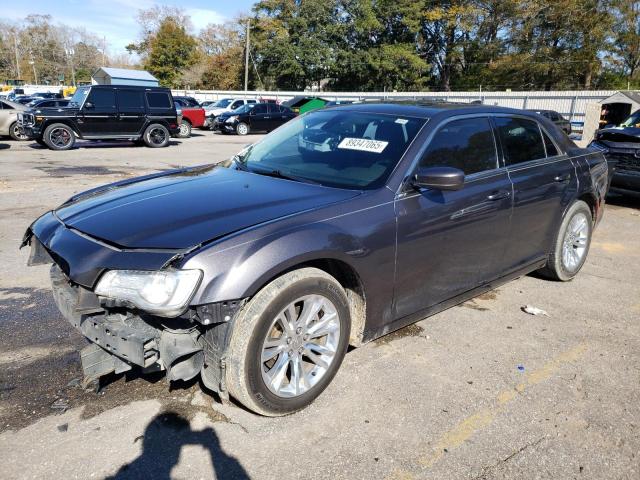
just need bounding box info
[250,168,320,185]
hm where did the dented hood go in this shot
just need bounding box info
[55,165,359,249]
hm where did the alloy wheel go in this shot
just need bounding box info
[49,127,72,148]
[260,294,341,398]
[562,212,589,271]
[149,127,167,145]
[12,124,29,141]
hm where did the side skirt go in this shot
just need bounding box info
[364,257,547,343]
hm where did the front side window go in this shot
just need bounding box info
[494,117,546,165]
[252,104,268,114]
[231,100,244,109]
[146,92,171,109]
[419,117,498,175]
[85,88,116,112]
[234,110,426,189]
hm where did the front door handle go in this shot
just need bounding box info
[554,174,571,182]
[487,190,511,201]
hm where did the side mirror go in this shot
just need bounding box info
[83,102,94,109]
[411,166,465,191]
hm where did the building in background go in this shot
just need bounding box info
[91,68,159,87]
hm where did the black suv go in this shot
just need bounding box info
[18,85,181,150]
[213,103,296,135]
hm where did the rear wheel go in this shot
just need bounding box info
[225,268,350,416]
[43,123,76,151]
[143,124,170,148]
[178,119,192,138]
[538,200,592,281]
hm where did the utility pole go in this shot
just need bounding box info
[244,18,250,95]
[102,36,107,66]
[13,33,21,79]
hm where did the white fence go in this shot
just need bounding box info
[173,89,614,130]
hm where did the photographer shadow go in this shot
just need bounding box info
[107,411,249,480]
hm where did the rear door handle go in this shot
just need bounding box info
[487,190,511,201]
[554,174,571,182]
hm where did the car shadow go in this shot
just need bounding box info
[106,411,250,480]
[607,189,640,210]
[27,140,182,150]
[0,143,10,150]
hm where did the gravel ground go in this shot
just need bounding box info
[0,133,638,480]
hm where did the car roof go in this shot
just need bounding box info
[322,101,533,119]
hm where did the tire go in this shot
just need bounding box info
[43,123,76,151]
[35,138,46,147]
[178,119,192,138]
[236,122,249,136]
[143,124,170,148]
[225,267,351,416]
[538,200,592,281]
[9,122,29,141]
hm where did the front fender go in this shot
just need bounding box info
[183,222,364,304]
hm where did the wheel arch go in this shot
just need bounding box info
[42,119,81,138]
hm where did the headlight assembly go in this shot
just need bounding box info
[94,269,202,317]
[226,115,238,123]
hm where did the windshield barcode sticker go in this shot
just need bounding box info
[337,137,388,153]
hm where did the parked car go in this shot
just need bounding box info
[23,103,607,415]
[27,99,70,110]
[32,92,63,99]
[529,109,571,135]
[589,108,640,191]
[173,97,206,137]
[18,84,180,150]
[0,98,28,140]
[204,98,256,128]
[14,96,37,105]
[213,103,296,135]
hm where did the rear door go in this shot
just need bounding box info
[494,115,578,270]
[116,89,146,135]
[78,87,118,135]
[394,116,514,318]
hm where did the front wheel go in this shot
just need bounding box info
[10,122,29,141]
[225,268,351,416]
[177,119,192,138]
[143,124,170,148]
[538,200,592,281]
[236,122,249,136]
[43,123,76,150]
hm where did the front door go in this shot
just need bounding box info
[115,89,146,135]
[78,87,118,136]
[394,116,513,319]
[249,104,270,131]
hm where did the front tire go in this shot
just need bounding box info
[236,122,249,136]
[538,200,592,281]
[225,268,351,416]
[143,124,170,148]
[178,119,192,138]
[9,122,29,141]
[43,123,76,151]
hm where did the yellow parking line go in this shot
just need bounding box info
[385,343,588,478]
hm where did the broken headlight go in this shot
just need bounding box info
[95,269,202,317]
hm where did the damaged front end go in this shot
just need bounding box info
[591,128,640,191]
[23,215,246,400]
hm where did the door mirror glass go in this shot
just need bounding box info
[412,166,465,191]
[84,102,94,109]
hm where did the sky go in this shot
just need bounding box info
[2,0,256,54]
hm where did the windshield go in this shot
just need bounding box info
[233,103,255,114]
[233,110,426,189]
[69,87,89,107]
[214,98,233,108]
[620,110,640,128]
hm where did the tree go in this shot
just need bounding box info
[611,0,640,82]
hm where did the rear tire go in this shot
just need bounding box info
[538,200,592,281]
[225,268,351,416]
[143,124,170,148]
[178,119,192,138]
[43,123,76,151]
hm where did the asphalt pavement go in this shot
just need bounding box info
[0,133,638,479]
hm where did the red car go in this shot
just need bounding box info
[173,97,206,138]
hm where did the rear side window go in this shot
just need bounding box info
[419,117,498,175]
[146,92,171,109]
[86,88,116,112]
[494,117,546,165]
[118,90,144,112]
